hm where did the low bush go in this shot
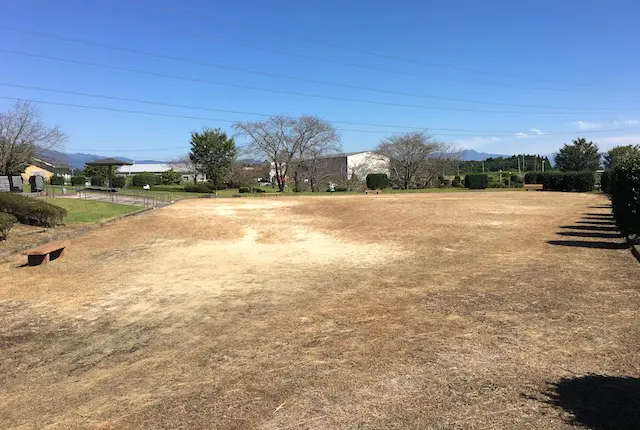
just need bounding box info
[0,193,67,227]
[111,176,126,188]
[71,176,87,186]
[238,187,251,193]
[90,176,104,186]
[524,173,540,184]
[184,184,213,193]
[610,153,640,238]
[132,173,161,187]
[366,173,390,190]
[251,187,265,193]
[464,174,489,189]
[600,171,611,194]
[452,175,461,187]
[334,186,348,192]
[0,212,17,240]
[442,179,451,187]
[540,172,594,191]
[49,175,65,185]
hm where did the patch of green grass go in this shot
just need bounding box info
[41,198,142,223]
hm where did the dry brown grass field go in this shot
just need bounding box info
[1,192,639,429]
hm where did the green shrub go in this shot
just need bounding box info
[111,176,126,188]
[49,175,65,185]
[0,212,17,240]
[136,185,185,192]
[251,187,265,193]
[540,172,594,191]
[160,169,182,185]
[452,175,461,187]
[464,174,489,189]
[0,193,67,227]
[600,171,611,194]
[442,179,451,187]
[184,184,213,193]
[238,187,251,193]
[437,175,445,185]
[334,186,348,192]
[90,176,104,186]
[366,173,390,190]
[132,173,160,186]
[524,173,540,184]
[610,153,640,238]
[71,176,87,186]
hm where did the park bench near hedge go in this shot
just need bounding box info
[524,183,543,191]
[22,240,70,266]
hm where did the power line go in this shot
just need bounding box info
[3,82,621,135]
[0,96,628,143]
[0,26,605,109]
[0,49,629,115]
[147,9,599,89]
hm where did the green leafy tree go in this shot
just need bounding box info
[189,128,236,190]
[603,144,640,170]
[554,137,601,172]
[160,168,182,185]
[83,164,109,181]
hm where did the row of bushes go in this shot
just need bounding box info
[464,174,489,189]
[607,154,640,238]
[0,212,17,240]
[0,193,67,228]
[538,172,595,192]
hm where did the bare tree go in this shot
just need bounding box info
[169,153,198,183]
[376,131,460,189]
[0,100,67,175]
[234,115,340,192]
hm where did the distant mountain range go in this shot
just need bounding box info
[43,149,542,169]
[460,149,507,161]
[41,150,166,169]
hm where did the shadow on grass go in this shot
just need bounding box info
[560,225,620,232]
[547,240,627,249]
[546,375,640,430]
[576,220,616,225]
[557,231,623,239]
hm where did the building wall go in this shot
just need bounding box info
[21,164,53,182]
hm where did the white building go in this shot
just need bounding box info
[117,163,204,182]
[270,151,389,184]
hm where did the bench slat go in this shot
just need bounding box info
[23,241,70,256]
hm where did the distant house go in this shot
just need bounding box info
[270,151,389,185]
[21,158,72,183]
[116,163,204,183]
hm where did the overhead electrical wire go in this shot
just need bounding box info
[0,49,632,116]
[0,26,610,109]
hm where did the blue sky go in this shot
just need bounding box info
[2,0,639,160]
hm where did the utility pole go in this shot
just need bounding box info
[482,160,485,173]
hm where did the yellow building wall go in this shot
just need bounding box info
[21,165,54,182]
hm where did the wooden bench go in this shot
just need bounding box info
[22,240,70,266]
[524,184,544,191]
[364,189,381,195]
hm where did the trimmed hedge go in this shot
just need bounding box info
[111,176,126,188]
[71,176,87,186]
[600,171,611,194]
[0,193,67,227]
[366,173,390,190]
[464,174,489,189]
[184,183,217,193]
[132,173,161,186]
[49,175,65,185]
[539,172,594,191]
[524,173,540,184]
[0,212,17,240]
[90,176,104,186]
[610,153,640,238]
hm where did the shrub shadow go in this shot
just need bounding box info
[547,240,628,249]
[545,374,640,430]
[560,225,619,232]
[576,220,616,225]
[557,231,623,239]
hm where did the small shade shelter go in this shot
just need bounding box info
[85,157,132,189]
